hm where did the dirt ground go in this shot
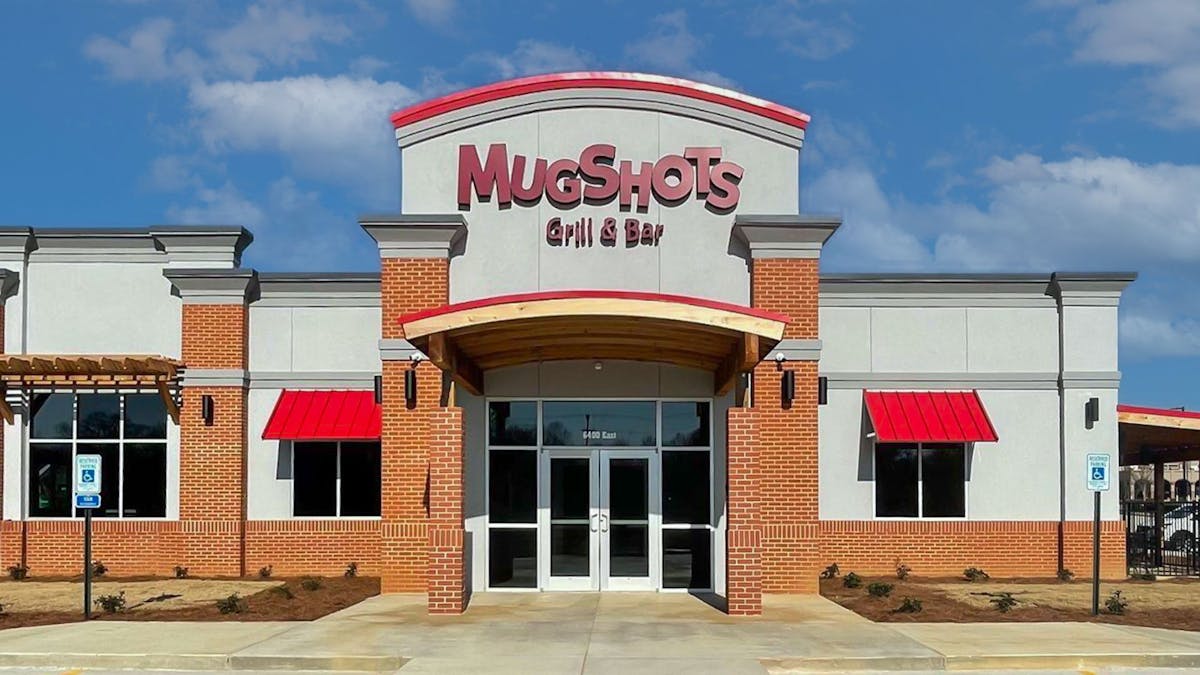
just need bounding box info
[0,575,380,629]
[822,575,1200,631]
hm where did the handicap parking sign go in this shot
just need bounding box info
[1086,453,1110,492]
[74,454,102,496]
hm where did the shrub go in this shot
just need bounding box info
[820,563,840,580]
[7,564,28,581]
[216,593,247,614]
[867,582,894,598]
[963,567,990,582]
[842,572,863,589]
[344,562,358,578]
[990,592,1018,613]
[895,560,912,581]
[95,592,126,614]
[300,577,322,591]
[174,565,189,579]
[270,585,294,600]
[896,597,923,613]
[1057,568,1074,582]
[1104,590,1128,615]
[91,560,107,577]
[1132,572,1156,581]
[258,565,273,579]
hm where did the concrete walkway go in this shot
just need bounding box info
[0,593,1197,672]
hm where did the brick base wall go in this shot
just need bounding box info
[244,520,381,577]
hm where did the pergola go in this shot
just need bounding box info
[0,354,184,424]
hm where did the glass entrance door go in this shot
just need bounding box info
[538,449,659,590]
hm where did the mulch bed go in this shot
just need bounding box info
[821,576,1200,631]
[0,576,379,629]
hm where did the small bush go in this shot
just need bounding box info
[896,597,923,613]
[344,562,358,578]
[1104,590,1128,615]
[963,567,990,582]
[990,592,1018,613]
[7,564,28,581]
[174,565,189,579]
[91,560,107,577]
[95,592,126,614]
[842,572,863,589]
[1057,568,1074,582]
[216,593,247,615]
[820,563,840,580]
[867,582,894,598]
[270,585,294,600]
[1132,572,1156,581]
[258,565,273,579]
[895,560,912,581]
[300,577,322,591]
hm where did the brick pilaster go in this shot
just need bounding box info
[727,407,762,615]
[427,407,466,613]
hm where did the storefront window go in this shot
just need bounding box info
[662,402,710,447]
[27,393,168,518]
[292,441,381,517]
[489,401,537,446]
[542,401,656,446]
[874,443,965,518]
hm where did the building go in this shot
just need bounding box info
[0,73,1134,615]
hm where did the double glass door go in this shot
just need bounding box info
[539,450,660,590]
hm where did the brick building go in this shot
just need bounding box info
[0,73,1133,615]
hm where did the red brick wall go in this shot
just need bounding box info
[383,258,449,340]
[819,520,1126,580]
[427,407,465,613]
[726,407,762,615]
[245,520,381,576]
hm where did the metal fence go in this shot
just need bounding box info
[1124,500,1200,575]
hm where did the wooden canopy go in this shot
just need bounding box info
[0,354,183,424]
[1119,404,1200,465]
[398,290,788,397]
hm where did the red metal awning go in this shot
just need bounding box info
[864,391,998,443]
[262,390,381,441]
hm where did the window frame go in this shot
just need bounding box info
[26,391,168,520]
[289,440,382,519]
[872,441,969,520]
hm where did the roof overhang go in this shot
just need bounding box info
[1119,404,1200,465]
[397,290,788,396]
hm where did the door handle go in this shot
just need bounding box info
[599,514,609,532]
[590,514,599,532]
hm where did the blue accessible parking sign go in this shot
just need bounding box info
[1086,453,1110,492]
[74,454,102,509]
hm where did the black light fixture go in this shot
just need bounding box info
[201,395,214,426]
[818,376,828,406]
[1085,397,1100,428]
[781,370,795,406]
[404,369,417,409]
[373,375,383,405]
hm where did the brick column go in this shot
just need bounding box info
[727,407,762,615]
[164,269,256,576]
[362,215,467,610]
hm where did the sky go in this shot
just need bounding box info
[1,0,1198,409]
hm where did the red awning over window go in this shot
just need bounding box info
[864,390,998,443]
[262,390,381,441]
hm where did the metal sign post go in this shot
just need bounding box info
[1086,453,1111,616]
[74,454,102,620]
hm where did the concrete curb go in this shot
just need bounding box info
[764,651,1200,672]
[229,653,407,671]
[0,652,406,672]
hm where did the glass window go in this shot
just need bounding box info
[922,444,966,517]
[663,451,710,524]
[123,444,167,517]
[77,394,120,439]
[542,401,656,446]
[294,442,338,516]
[489,450,536,523]
[30,393,72,439]
[662,402,710,447]
[663,529,711,589]
[489,402,537,446]
[29,444,71,517]
[875,444,919,517]
[124,394,167,439]
[340,442,381,517]
[489,529,537,588]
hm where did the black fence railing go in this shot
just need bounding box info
[1124,500,1200,575]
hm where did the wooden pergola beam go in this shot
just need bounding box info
[714,333,758,396]
[156,381,180,425]
[425,334,484,397]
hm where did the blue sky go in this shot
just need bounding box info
[1,0,1198,408]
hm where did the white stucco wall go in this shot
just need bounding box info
[248,306,381,373]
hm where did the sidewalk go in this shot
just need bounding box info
[0,593,1196,673]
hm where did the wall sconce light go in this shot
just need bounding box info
[404,369,417,409]
[781,370,795,406]
[818,376,828,406]
[201,395,214,426]
[1085,397,1100,428]
[373,375,383,405]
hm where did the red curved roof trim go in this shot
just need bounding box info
[390,72,810,131]
[396,289,790,326]
[1118,404,1200,420]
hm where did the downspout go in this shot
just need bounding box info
[1054,279,1067,574]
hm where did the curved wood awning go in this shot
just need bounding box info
[398,290,788,396]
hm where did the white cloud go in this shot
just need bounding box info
[1060,0,1200,126]
[482,40,593,79]
[405,0,456,27]
[745,0,856,60]
[83,18,203,82]
[166,180,265,225]
[187,75,421,202]
[624,11,739,89]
